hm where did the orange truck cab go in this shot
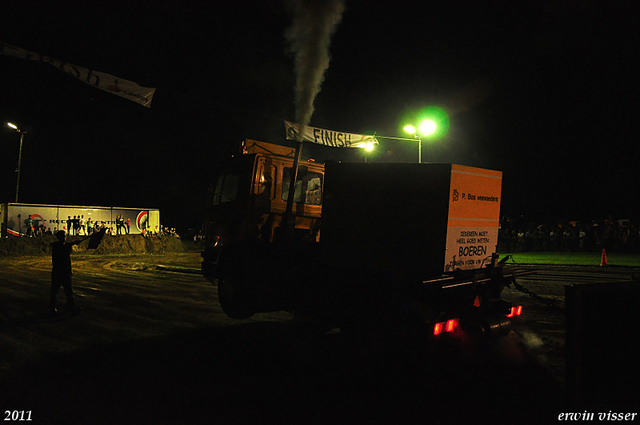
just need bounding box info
[201,140,323,283]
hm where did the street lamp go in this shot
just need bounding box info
[362,141,375,163]
[403,119,437,163]
[6,122,26,203]
[401,106,450,163]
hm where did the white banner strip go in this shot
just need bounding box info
[285,121,378,148]
[1,42,156,108]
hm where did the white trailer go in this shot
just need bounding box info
[0,203,160,237]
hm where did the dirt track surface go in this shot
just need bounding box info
[1,253,575,424]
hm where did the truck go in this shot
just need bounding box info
[201,140,522,340]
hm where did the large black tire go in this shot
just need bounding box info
[217,273,255,319]
[215,242,256,319]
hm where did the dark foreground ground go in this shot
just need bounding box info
[2,250,632,424]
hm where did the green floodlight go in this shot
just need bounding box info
[420,106,450,140]
[418,119,437,136]
[401,106,450,140]
[400,106,450,163]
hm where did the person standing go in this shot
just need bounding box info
[25,214,34,237]
[125,217,131,234]
[72,216,80,235]
[49,230,89,315]
[79,215,85,235]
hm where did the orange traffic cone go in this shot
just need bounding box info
[600,249,608,266]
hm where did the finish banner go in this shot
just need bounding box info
[285,121,378,148]
[1,41,156,108]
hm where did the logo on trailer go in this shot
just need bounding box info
[30,214,45,226]
[136,211,148,231]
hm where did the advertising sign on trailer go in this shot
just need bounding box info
[443,165,502,272]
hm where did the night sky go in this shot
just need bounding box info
[1,1,639,231]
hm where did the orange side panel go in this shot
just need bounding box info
[444,165,503,272]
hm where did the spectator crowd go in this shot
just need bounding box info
[19,214,179,239]
[499,216,640,253]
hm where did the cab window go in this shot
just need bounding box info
[254,164,276,199]
[282,167,322,205]
[213,173,239,205]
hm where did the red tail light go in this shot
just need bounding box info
[434,318,460,335]
[507,306,523,317]
[445,319,458,332]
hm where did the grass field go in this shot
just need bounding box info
[501,251,640,267]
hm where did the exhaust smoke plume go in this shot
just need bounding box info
[285,0,345,132]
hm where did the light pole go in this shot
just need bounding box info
[403,119,436,163]
[6,123,26,203]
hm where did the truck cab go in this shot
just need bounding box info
[201,140,323,284]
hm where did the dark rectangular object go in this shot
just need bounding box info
[566,280,640,409]
[321,163,451,280]
[321,162,502,281]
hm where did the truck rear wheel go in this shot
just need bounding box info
[217,275,255,319]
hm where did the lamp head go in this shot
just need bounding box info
[418,119,437,136]
[403,125,417,135]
